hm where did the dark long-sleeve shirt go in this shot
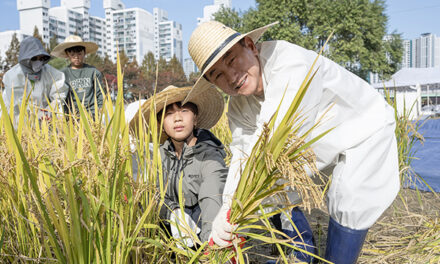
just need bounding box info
[62,63,104,115]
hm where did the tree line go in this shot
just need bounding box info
[0,26,200,100]
[214,0,403,81]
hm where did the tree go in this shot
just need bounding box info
[310,0,390,79]
[213,0,399,81]
[126,58,149,98]
[213,7,246,33]
[188,72,201,85]
[381,32,403,80]
[155,56,171,90]
[48,57,68,70]
[157,56,167,72]
[101,54,116,76]
[140,51,157,93]
[85,53,104,69]
[4,33,20,72]
[167,55,187,87]
[33,26,46,50]
[101,54,116,94]
[118,50,130,69]
[0,54,4,82]
[49,35,58,51]
[124,57,140,87]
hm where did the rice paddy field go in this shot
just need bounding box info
[0,57,439,263]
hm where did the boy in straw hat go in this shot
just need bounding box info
[51,35,104,116]
[128,85,227,248]
[187,21,399,263]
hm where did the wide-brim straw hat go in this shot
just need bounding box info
[129,85,224,143]
[51,35,99,58]
[185,21,278,104]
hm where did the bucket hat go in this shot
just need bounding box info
[51,35,99,58]
[185,21,278,103]
[129,85,224,143]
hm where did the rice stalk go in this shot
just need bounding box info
[0,51,171,263]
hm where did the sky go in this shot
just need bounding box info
[0,0,439,60]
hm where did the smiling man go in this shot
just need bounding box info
[51,35,104,116]
[187,21,400,264]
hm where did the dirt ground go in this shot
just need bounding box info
[245,188,440,263]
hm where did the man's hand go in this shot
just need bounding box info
[169,209,200,249]
[210,203,237,247]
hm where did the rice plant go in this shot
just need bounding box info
[210,99,232,165]
[0,39,334,264]
[0,51,172,263]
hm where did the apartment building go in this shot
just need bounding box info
[108,8,154,62]
[153,7,183,64]
[402,33,440,68]
[183,58,198,78]
[12,0,180,64]
[197,0,231,24]
[17,0,50,41]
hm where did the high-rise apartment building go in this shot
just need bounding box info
[60,0,91,41]
[17,0,50,42]
[104,0,125,60]
[11,0,179,64]
[183,58,198,78]
[108,8,154,63]
[88,16,106,56]
[402,33,440,68]
[17,0,107,57]
[197,0,231,24]
[153,7,167,60]
[182,0,231,76]
[153,8,183,64]
[401,40,412,68]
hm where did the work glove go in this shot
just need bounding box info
[37,108,52,121]
[208,227,246,264]
[210,203,237,247]
[169,208,201,249]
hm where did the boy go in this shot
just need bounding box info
[51,35,104,116]
[186,21,399,263]
[2,37,67,123]
[129,85,227,247]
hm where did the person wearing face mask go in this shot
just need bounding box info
[2,37,68,124]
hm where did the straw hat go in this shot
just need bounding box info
[185,21,278,103]
[129,85,224,143]
[51,35,99,58]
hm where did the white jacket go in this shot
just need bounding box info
[225,41,398,229]
[2,64,67,122]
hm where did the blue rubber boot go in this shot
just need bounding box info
[267,207,316,263]
[324,217,368,264]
